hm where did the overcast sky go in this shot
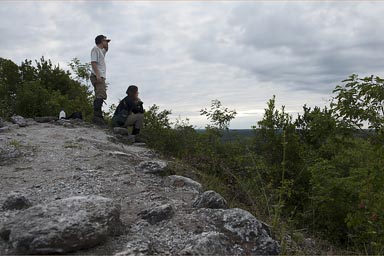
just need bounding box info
[1,1,384,128]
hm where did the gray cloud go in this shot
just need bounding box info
[1,1,384,128]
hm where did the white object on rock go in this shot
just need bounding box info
[59,110,66,119]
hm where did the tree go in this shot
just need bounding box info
[0,57,93,120]
[0,58,21,118]
[200,99,237,131]
[331,74,384,132]
[295,105,337,148]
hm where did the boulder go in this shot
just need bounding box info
[2,192,32,211]
[180,231,230,255]
[25,118,37,126]
[113,127,129,136]
[120,207,280,255]
[138,204,175,225]
[114,238,153,256]
[221,208,280,255]
[0,195,122,254]
[166,175,203,192]
[192,190,228,209]
[0,126,10,133]
[10,116,27,127]
[136,161,167,175]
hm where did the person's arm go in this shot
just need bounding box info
[131,100,144,114]
[91,62,101,81]
[91,48,102,81]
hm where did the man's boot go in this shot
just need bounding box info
[132,128,146,143]
[132,128,140,135]
[93,98,107,127]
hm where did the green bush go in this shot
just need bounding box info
[140,82,384,254]
[0,57,93,120]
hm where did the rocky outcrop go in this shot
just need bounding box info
[0,195,122,254]
[34,116,58,123]
[113,127,129,136]
[0,121,280,255]
[138,203,175,224]
[2,193,32,211]
[10,115,27,127]
[192,190,228,209]
[135,160,168,175]
[117,207,280,255]
[166,175,203,192]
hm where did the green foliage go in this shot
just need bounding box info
[0,57,93,120]
[200,99,237,131]
[0,58,21,118]
[142,77,384,254]
[295,105,338,148]
[68,57,91,86]
[332,74,384,132]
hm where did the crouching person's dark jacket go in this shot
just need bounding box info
[112,96,144,127]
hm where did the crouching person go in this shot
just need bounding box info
[112,85,145,142]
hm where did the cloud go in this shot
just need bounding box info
[1,1,384,129]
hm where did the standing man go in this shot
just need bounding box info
[90,34,110,126]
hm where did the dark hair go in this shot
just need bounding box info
[126,85,138,96]
[95,35,105,45]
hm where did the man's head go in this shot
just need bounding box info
[126,85,139,99]
[95,35,111,48]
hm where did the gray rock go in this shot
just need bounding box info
[138,204,175,225]
[166,175,203,192]
[2,193,32,211]
[192,190,228,209]
[34,116,58,123]
[121,207,280,255]
[0,147,20,160]
[0,195,122,254]
[113,127,129,136]
[25,118,37,126]
[10,116,27,127]
[114,238,153,256]
[222,208,280,255]
[0,126,10,133]
[180,231,230,255]
[136,160,167,175]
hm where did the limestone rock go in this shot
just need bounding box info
[113,127,129,136]
[34,116,58,123]
[120,207,280,255]
[192,190,228,209]
[114,238,153,256]
[10,116,27,127]
[0,195,122,254]
[0,126,10,133]
[166,175,203,192]
[25,118,37,126]
[221,208,280,255]
[138,204,175,225]
[136,160,167,175]
[180,231,230,255]
[2,193,32,211]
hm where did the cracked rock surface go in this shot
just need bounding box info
[0,120,280,255]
